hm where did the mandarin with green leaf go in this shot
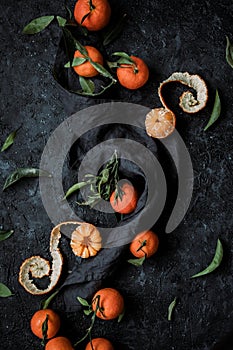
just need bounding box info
[74,0,111,31]
[30,309,60,339]
[116,56,149,90]
[130,230,159,258]
[73,45,103,78]
[110,182,138,214]
[92,288,124,320]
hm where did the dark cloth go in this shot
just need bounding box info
[58,122,177,312]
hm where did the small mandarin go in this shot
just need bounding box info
[130,230,159,258]
[110,182,138,214]
[73,46,103,78]
[45,337,74,350]
[117,56,149,90]
[30,309,60,339]
[74,0,111,31]
[92,288,124,320]
[85,337,114,350]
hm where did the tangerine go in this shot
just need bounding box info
[145,108,176,139]
[85,337,114,350]
[73,46,103,78]
[116,56,149,90]
[130,230,159,258]
[110,182,138,214]
[70,223,102,258]
[45,337,74,350]
[74,0,111,31]
[92,288,124,320]
[30,309,60,339]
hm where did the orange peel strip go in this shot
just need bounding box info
[19,221,84,295]
[158,72,208,114]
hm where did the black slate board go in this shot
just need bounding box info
[0,0,233,349]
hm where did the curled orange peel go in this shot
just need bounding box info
[19,221,102,295]
[158,71,208,114]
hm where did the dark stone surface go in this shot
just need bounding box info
[1,0,233,349]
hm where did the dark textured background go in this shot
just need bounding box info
[1,0,233,349]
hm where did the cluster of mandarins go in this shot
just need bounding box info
[30,288,124,350]
[29,1,161,346]
[110,182,159,260]
[72,0,149,90]
[30,182,159,350]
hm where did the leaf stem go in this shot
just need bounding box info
[41,314,49,347]
[74,295,102,348]
[89,0,95,10]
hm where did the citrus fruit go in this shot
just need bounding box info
[110,182,138,214]
[116,56,149,90]
[30,309,60,339]
[70,223,102,258]
[85,337,114,350]
[45,337,74,350]
[74,0,111,31]
[92,288,124,320]
[73,46,103,78]
[145,108,176,139]
[130,230,159,258]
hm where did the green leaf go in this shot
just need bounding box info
[56,16,67,27]
[127,256,146,266]
[118,309,125,323]
[226,36,233,68]
[3,168,52,191]
[62,28,88,59]
[73,79,115,97]
[1,129,18,152]
[106,61,120,69]
[64,62,71,68]
[112,52,134,62]
[99,168,109,183]
[204,90,221,131]
[0,283,13,297]
[191,238,223,278]
[41,290,59,310]
[89,61,116,81]
[103,14,127,46]
[118,57,135,65]
[63,181,88,199]
[168,297,177,321]
[22,16,54,34]
[79,76,95,94]
[72,57,87,67]
[0,230,14,242]
[77,296,90,307]
[77,196,101,207]
[64,57,87,68]
[64,28,88,55]
[41,314,49,347]
[84,309,93,316]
